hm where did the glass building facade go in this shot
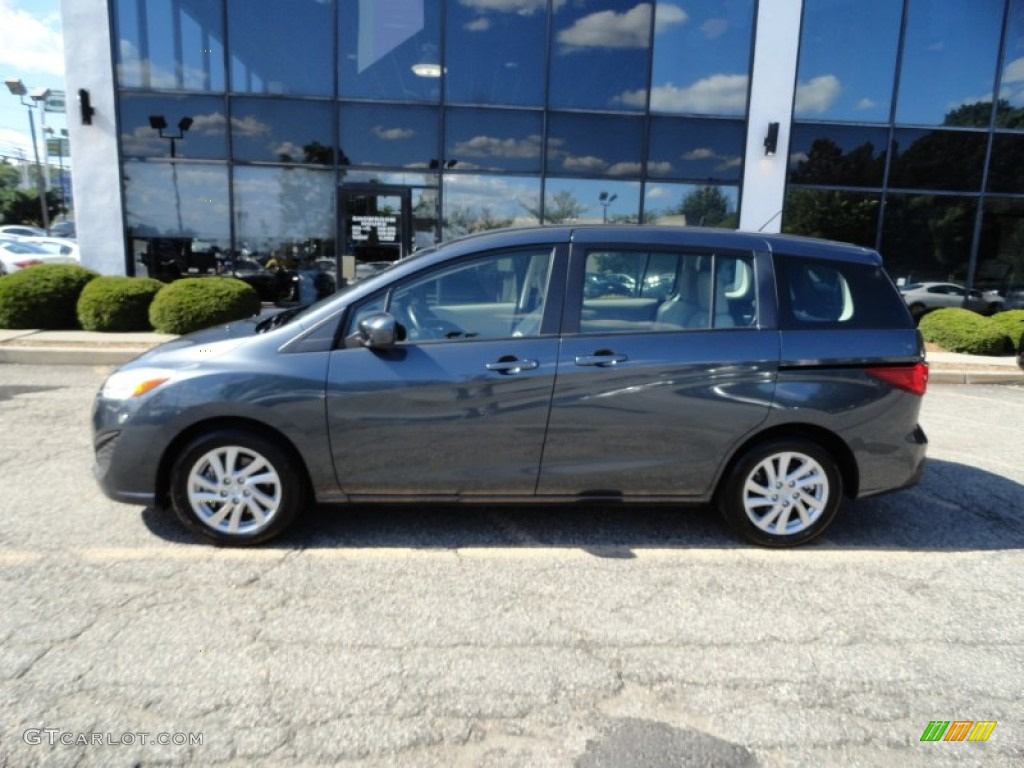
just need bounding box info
[785,0,1024,292]
[110,0,755,278]
[86,0,1024,295]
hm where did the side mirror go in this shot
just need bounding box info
[358,312,402,349]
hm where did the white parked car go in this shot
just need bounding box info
[0,240,78,276]
[16,236,79,261]
[0,224,47,238]
[899,281,1004,317]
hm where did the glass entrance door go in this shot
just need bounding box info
[340,185,412,281]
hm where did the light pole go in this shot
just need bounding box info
[148,115,193,233]
[599,191,617,224]
[4,78,50,233]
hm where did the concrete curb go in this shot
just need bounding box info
[927,369,1024,385]
[0,346,153,366]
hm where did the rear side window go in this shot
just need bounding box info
[775,255,911,330]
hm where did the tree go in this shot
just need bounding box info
[0,162,60,227]
[678,186,736,228]
[521,189,587,224]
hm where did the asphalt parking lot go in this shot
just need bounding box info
[0,363,1021,767]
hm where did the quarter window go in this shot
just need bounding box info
[774,255,910,329]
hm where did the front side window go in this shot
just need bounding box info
[348,248,555,342]
[580,250,756,333]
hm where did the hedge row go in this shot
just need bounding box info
[0,265,260,335]
[918,308,1024,355]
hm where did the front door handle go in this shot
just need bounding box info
[486,356,539,374]
[575,351,628,367]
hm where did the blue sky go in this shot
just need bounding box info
[0,0,67,162]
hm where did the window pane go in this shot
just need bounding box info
[124,161,230,269]
[581,251,755,332]
[896,0,1002,126]
[988,133,1024,193]
[545,178,640,224]
[880,194,976,284]
[228,0,333,96]
[390,248,554,340]
[231,98,334,164]
[888,129,987,191]
[787,124,888,187]
[647,118,745,182]
[774,256,908,329]
[443,175,540,240]
[648,0,754,116]
[997,0,1024,127]
[782,189,880,248]
[339,104,438,169]
[446,108,543,173]
[549,0,652,110]
[119,93,227,159]
[979,197,1024,292]
[233,167,336,269]
[795,0,900,121]
[444,0,546,106]
[340,0,442,102]
[643,184,739,228]
[114,0,226,91]
[547,113,644,178]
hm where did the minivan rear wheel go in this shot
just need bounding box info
[169,429,306,545]
[717,438,842,547]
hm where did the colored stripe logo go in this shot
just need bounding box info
[920,721,997,742]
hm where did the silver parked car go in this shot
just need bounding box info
[899,281,1004,317]
[93,227,928,548]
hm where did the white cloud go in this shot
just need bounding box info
[617,74,748,113]
[646,161,674,175]
[701,18,728,39]
[794,74,841,114]
[715,156,742,171]
[1003,56,1024,83]
[0,0,65,76]
[559,3,686,51]
[682,148,716,161]
[856,97,878,110]
[226,114,267,137]
[453,134,541,159]
[372,126,415,140]
[459,0,563,13]
[608,161,642,176]
[465,18,491,32]
[562,154,607,172]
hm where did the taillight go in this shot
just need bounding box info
[865,362,928,396]
[13,259,43,269]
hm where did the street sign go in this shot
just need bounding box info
[46,137,70,156]
[44,90,66,113]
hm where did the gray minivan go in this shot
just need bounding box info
[93,227,928,547]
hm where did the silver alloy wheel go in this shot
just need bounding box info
[186,446,282,535]
[742,450,829,536]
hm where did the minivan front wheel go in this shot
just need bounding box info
[169,429,306,545]
[717,438,842,547]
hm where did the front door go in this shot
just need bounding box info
[340,185,412,271]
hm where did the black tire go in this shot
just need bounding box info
[716,438,843,547]
[169,429,306,545]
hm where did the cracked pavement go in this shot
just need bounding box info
[0,364,1021,766]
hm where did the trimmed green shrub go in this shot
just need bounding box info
[990,309,1024,349]
[77,276,165,332]
[0,264,98,329]
[149,277,260,335]
[918,308,1010,355]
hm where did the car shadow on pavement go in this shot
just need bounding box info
[140,459,1024,553]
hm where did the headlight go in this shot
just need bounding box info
[100,367,176,400]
